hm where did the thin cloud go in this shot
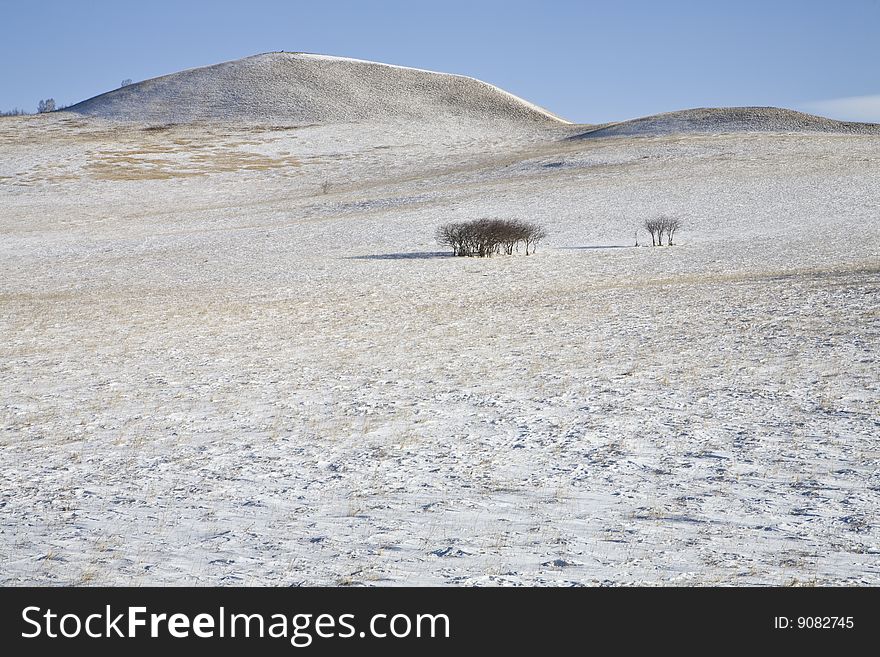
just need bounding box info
[801,94,880,123]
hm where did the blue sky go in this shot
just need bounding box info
[1,0,878,123]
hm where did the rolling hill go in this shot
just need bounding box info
[570,107,880,138]
[63,52,569,126]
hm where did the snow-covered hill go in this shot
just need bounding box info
[63,52,569,126]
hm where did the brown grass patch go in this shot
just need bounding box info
[188,151,301,171]
[85,147,301,180]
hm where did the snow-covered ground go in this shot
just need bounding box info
[1,112,878,585]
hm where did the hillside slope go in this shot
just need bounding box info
[63,52,569,126]
[570,107,880,138]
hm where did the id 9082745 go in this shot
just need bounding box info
[774,617,854,629]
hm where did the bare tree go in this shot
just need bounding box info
[120,79,133,87]
[471,219,501,257]
[644,218,661,246]
[521,221,547,255]
[436,222,465,256]
[496,219,521,255]
[0,108,28,117]
[37,98,56,113]
[661,216,682,245]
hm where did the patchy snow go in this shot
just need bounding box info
[61,52,568,126]
[573,107,880,138]
[1,110,878,586]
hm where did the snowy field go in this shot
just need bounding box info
[1,111,878,585]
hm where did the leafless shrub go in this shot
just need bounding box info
[0,108,28,117]
[644,216,683,246]
[436,222,465,256]
[520,221,547,255]
[320,180,332,195]
[661,216,682,245]
[644,218,661,246]
[437,219,548,257]
[120,79,133,88]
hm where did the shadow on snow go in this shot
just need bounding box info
[557,245,631,250]
[345,251,453,261]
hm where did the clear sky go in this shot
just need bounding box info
[1,0,878,123]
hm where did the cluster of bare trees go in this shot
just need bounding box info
[2,98,66,116]
[643,216,682,246]
[437,219,547,257]
[37,99,56,113]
